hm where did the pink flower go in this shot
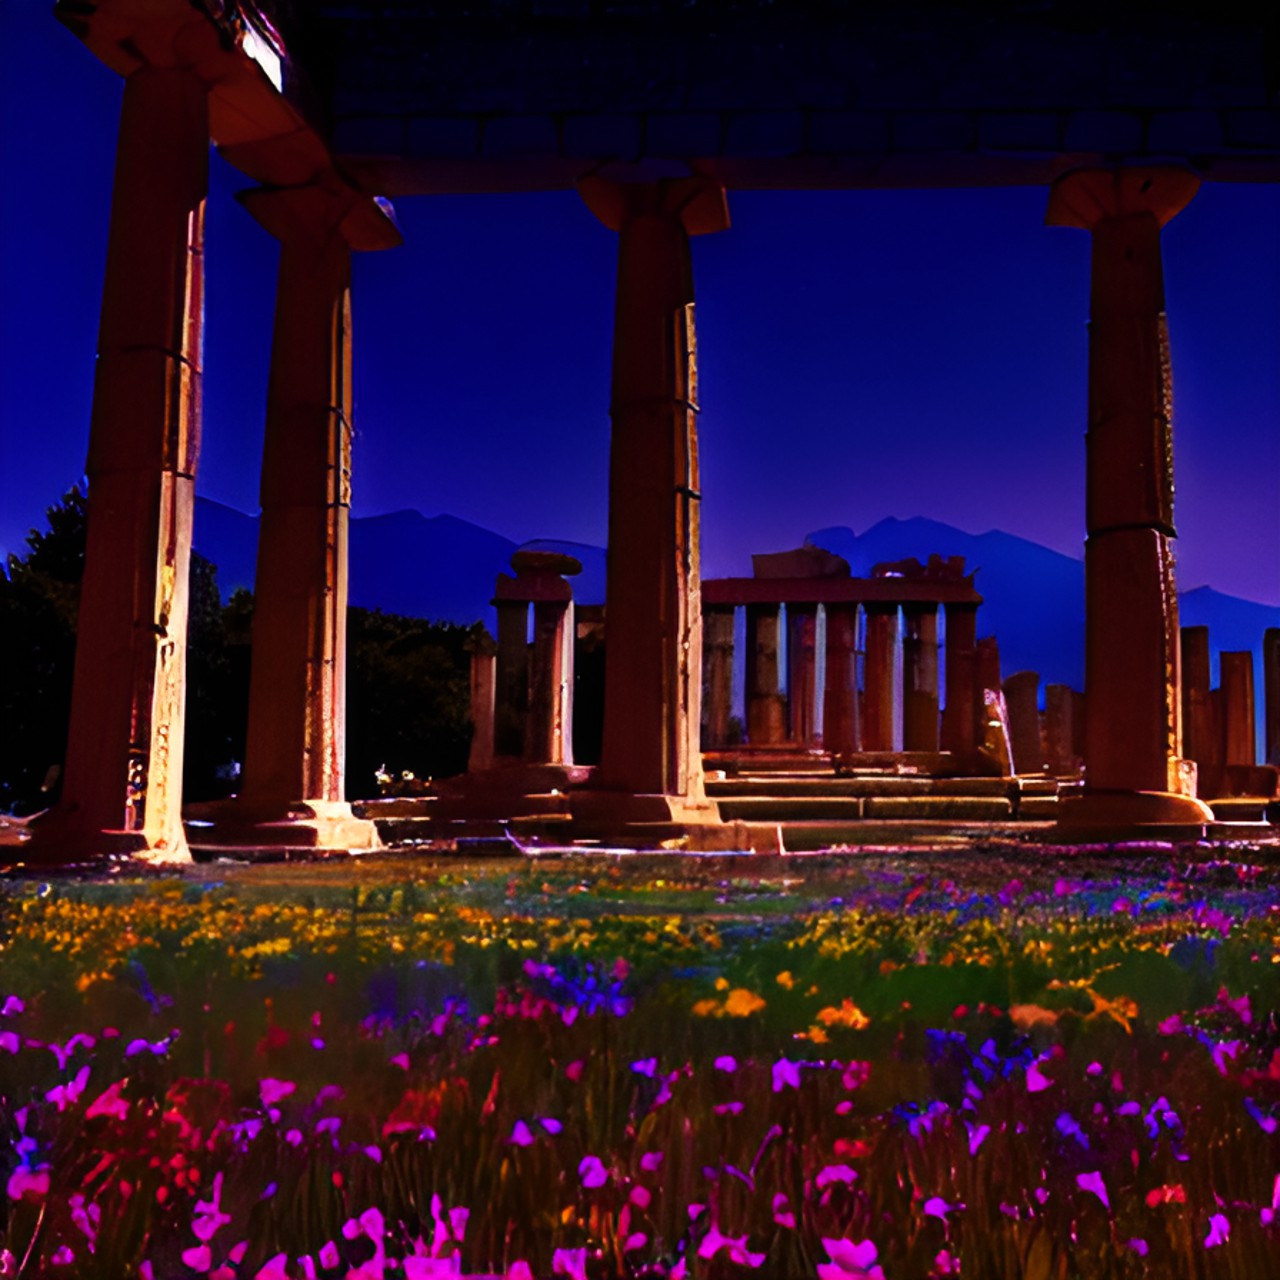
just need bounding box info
[815,1164,858,1190]
[319,1241,340,1269]
[1026,1061,1053,1092]
[259,1078,295,1108]
[772,1057,801,1092]
[640,1152,663,1172]
[2,996,24,1017]
[1205,1213,1230,1248]
[967,1123,990,1155]
[253,1254,290,1280]
[818,1238,885,1280]
[509,1120,535,1147]
[1077,1172,1109,1210]
[923,1196,954,1220]
[0,1032,18,1054]
[181,1244,212,1273]
[390,1053,410,1070]
[552,1247,587,1280]
[404,1260,460,1279]
[6,1167,49,1201]
[45,1065,90,1113]
[86,1081,129,1121]
[578,1155,608,1188]
[697,1228,764,1268]
[506,1264,534,1280]
[714,1056,738,1072]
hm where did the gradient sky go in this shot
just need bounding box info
[4,5,1279,604]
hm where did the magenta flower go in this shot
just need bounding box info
[85,1081,129,1121]
[319,1242,340,1269]
[552,1247,587,1280]
[506,1264,534,1280]
[815,1164,858,1190]
[1,996,24,1017]
[253,1255,290,1280]
[923,1196,954,1220]
[1204,1213,1230,1248]
[1076,1172,1109,1210]
[509,1120,535,1147]
[0,1031,18,1054]
[259,1078,295,1108]
[1128,1239,1150,1256]
[631,1057,658,1077]
[697,1227,764,1268]
[579,1155,609,1188]
[772,1057,801,1092]
[45,1064,89,1113]
[640,1152,663,1172]
[1026,1060,1053,1092]
[6,1166,48,1201]
[714,1055,738,1072]
[817,1238,885,1280]
[967,1123,990,1155]
[181,1243,212,1273]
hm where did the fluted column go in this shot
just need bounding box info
[902,604,940,752]
[1048,167,1211,828]
[34,68,208,863]
[578,175,728,809]
[862,604,898,752]
[493,599,530,761]
[823,604,860,755]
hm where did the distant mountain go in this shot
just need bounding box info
[193,498,522,626]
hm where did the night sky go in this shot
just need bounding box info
[3,5,1279,604]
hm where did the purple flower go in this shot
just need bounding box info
[815,1164,858,1190]
[818,1238,885,1280]
[1077,1171,1109,1210]
[714,1055,738,1072]
[631,1057,658,1078]
[1204,1213,1230,1248]
[259,1078,295,1108]
[923,1196,954,1220]
[772,1057,801,1092]
[509,1120,535,1147]
[579,1155,608,1188]
[1026,1060,1053,1093]
[552,1247,587,1280]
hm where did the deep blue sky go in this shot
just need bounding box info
[4,5,1279,603]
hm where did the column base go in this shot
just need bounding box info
[1053,789,1213,842]
[184,798,380,859]
[15,807,190,868]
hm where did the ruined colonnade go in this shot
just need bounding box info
[27,3,1223,860]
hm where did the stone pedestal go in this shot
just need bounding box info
[1048,166,1211,831]
[30,69,208,864]
[862,604,898,752]
[822,604,860,754]
[1003,671,1045,775]
[746,604,786,745]
[942,602,979,766]
[902,604,939,752]
[702,606,736,748]
[787,604,819,745]
[576,174,727,823]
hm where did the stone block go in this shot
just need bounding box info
[806,111,891,154]
[1146,110,1224,154]
[725,111,807,156]
[406,116,481,159]
[1223,110,1280,150]
[332,115,406,156]
[644,113,723,156]
[892,111,975,152]
[482,115,560,158]
[1063,110,1144,155]
[562,114,643,159]
[977,112,1063,152]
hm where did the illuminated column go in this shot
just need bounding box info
[1265,629,1280,767]
[35,69,207,863]
[746,604,787,745]
[493,596,530,761]
[527,597,575,766]
[1003,670,1045,775]
[823,604,860,755]
[787,604,819,745]
[702,606,736,748]
[467,633,498,773]
[1048,167,1211,828]
[579,174,729,809]
[1180,626,1214,769]
[862,603,898,752]
[941,601,979,766]
[902,604,940,751]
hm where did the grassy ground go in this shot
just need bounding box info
[2,850,1279,1278]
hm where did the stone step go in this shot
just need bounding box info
[864,795,1014,821]
[715,796,866,821]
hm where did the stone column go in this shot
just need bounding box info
[1220,652,1255,768]
[823,604,860,755]
[33,69,208,863]
[787,604,819,745]
[863,604,898,752]
[902,604,940,752]
[1044,683,1081,776]
[466,634,498,774]
[1048,167,1211,828]
[493,596,530,761]
[577,174,727,816]
[1180,626,1214,768]
[702,606,736,748]
[746,604,787,745]
[1003,671,1045,775]
[528,598,575,766]
[941,602,979,767]
[1265,629,1280,768]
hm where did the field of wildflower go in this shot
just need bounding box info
[2,851,1279,1279]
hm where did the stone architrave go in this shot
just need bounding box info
[31,68,208,863]
[746,604,787,745]
[1003,670,1045,775]
[702,606,736,748]
[1220,651,1255,768]
[1048,167,1211,829]
[902,604,940,752]
[862,603,898,752]
[1180,626,1213,768]
[823,604,860,754]
[941,601,979,766]
[1265,629,1280,768]
[787,604,819,745]
[576,174,727,817]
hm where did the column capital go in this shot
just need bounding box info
[578,173,729,236]
[238,184,401,252]
[1046,166,1199,232]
